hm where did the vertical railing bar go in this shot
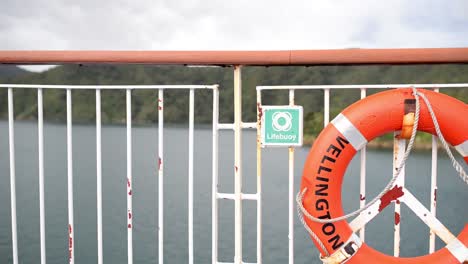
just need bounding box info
[96,89,103,264]
[393,134,406,257]
[38,88,46,264]
[359,88,367,241]
[8,88,19,264]
[324,88,330,127]
[429,87,439,253]
[66,88,75,264]
[212,86,219,264]
[158,89,164,264]
[188,89,195,264]
[256,89,262,264]
[288,89,295,264]
[233,65,243,264]
[126,89,133,264]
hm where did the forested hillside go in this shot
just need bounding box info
[0,64,467,140]
[0,65,29,78]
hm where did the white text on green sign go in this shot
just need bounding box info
[261,106,303,147]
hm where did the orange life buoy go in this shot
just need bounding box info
[299,88,468,263]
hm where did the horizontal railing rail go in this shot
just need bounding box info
[0,84,215,89]
[1,48,468,65]
[257,83,468,90]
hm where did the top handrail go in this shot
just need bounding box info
[0,48,468,66]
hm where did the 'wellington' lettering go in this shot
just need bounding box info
[312,135,349,250]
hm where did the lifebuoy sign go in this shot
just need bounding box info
[261,106,303,147]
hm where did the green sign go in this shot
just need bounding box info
[261,106,303,147]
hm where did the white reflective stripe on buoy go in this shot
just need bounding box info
[331,113,367,151]
[454,140,468,157]
[446,238,468,263]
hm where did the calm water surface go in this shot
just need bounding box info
[0,121,466,263]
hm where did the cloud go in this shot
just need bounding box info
[1,0,467,55]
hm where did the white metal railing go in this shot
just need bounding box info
[257,83,468,263]
[96,88,102,264]
[7,88,19,264]
[2,84,219,264]
[1,82,467,264]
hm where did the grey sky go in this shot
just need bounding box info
[1,0,467,71]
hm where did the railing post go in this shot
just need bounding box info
[212,86,219,264]
[288,89,295,264]
[8,88,19,264]
[359,88,367,241]
[256,89,262,264]
[66,88,75,264]
[233,65,243,264]
[188,89,195,264]
[324,88,330,126]
[96,89,103,264]
[429,88,439,253]
[158,89,164,264]
[126,89,133,264]
[38,88,46,264]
